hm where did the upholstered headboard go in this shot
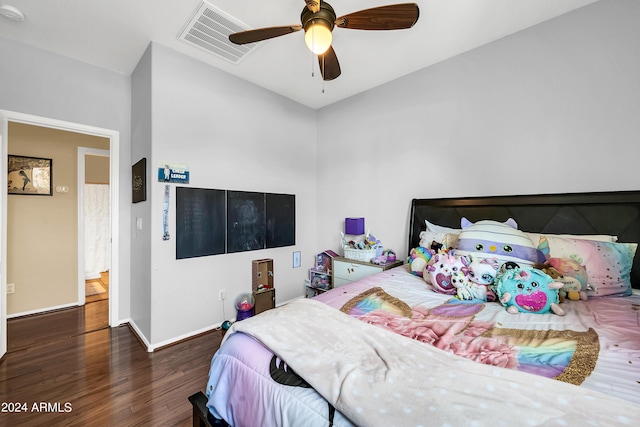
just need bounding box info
[408,191,640,289]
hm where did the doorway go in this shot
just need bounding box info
[0,110,121,359]
[78,147,110,310]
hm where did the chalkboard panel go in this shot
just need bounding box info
[266,193,295,248]
[227,191,266,253]
[176,187,226,259]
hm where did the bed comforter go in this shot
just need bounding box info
[206,265,640,426]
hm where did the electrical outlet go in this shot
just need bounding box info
[219,289,226,301]
[293,251,301,268]
[7,283,15,294]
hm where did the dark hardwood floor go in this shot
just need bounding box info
[0,300,224,426]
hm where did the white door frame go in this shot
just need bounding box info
[77,147,110,307]
[0,110,120,359]
[0,119,7,359]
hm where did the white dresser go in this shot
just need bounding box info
[332,257,403,288]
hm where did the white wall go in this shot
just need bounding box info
[316,0,640,259]
[130,45,153,339]
[136,43,317,346]
[0,36,132,323]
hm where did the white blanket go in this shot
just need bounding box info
[226,298,639,427]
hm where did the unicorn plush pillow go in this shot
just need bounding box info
[494,265,565,315]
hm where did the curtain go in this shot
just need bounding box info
[84,184,110,280]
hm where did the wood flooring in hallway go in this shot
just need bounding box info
[1,301,224,426]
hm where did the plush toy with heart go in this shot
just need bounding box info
[494,265,565,315]
[425,253,472,295]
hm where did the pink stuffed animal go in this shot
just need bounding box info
[460,258,500,301]
[425,253,471,295]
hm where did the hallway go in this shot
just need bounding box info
[85,270,109,304]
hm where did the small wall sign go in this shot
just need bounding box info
[158,162,189,184]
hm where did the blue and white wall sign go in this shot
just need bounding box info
[158,162,189,184]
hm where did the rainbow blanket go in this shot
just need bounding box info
[339,286,599,385]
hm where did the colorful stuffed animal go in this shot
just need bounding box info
[549,257,588,301]
[455,218,545,267]
[425,253,472,295]
[371,250,397,265]
[458,258,500,301]
[408,246,433,276]
[537,236,589,302]
[495,265,565,315]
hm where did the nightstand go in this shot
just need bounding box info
[332,257,403,287]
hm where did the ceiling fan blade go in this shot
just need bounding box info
[304,0,320,14]
[229,25,302,45]
[318,46,341,81]
[335,3,419,30]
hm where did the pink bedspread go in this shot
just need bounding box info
[315,265,640,400]
[206,265,640,426]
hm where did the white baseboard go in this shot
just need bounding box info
[126,319,152,351]
[7,302,78,319]
[146,322,223,352]
[127,318,223,353]
[142,296,301,351]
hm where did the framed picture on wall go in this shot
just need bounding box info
[7,155,53,196]
[132,157,147,203]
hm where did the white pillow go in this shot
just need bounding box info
[424,220,618,246]
[425,220,460,234]
[419,231,459,250]
[525,233,617,246]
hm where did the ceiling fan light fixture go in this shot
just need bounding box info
[0,4,25,22]
[304,20,332,55]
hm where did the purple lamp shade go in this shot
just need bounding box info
[345,217,365,235]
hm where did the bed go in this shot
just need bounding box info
[193,191,640,426]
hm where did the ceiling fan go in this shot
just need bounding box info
[228,1,420,81]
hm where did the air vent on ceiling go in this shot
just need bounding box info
[178,2,256,64]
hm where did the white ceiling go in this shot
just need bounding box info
[0,0,598,109]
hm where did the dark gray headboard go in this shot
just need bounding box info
[409,191,640,289]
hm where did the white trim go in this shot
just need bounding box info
[139,297,301,353]
[7,302,79,319]
[146,322,223,353]
[109,131,121,327]
[0,117,7,359]
[0,109,123,331]
[127,319,152,351]
[137,298,302,352]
